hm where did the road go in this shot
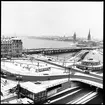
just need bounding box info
[1,95,17,103]
[33,57,103,79]
[2,70,102,88]
[44,86,97,104]
[1,56,103,88]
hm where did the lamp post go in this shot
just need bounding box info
[68,67,71,88]
[16,75,22,99]
[63,57,66,73]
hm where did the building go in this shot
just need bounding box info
[73,32,76,41]
[1,37,23,58]
[18,79,72,104]
[76,58,103,71]
[87,30,91,40]
[19,82,47,104]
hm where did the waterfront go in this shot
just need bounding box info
[21,37,75,49]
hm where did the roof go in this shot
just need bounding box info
[1,83,17,91]
[20,79,68,94]
[20,82,46,94]
[82,59,99,63]
[11,37,22,41]
[83,50,103,63]
[77,63,103,68]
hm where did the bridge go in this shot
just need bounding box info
[1,67,103,89]
[22,46,98,55]
[70,78,102,89]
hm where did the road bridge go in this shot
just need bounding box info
[1,54,103,89]
[2,65,103,89]
[27,57,102,79]
[23,47,98,55]
[70,78,102,89]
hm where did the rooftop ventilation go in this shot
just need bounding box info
[34,81,41,84]
[88,58,93,60]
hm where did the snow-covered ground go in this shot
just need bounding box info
[84,50,103,63]
[1,60,69,76]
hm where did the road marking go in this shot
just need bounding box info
[76,92,97,104]
[49,88,82,104]
[81,94,98,104]
[47,86,79,99]
[74,72,103,80]
[68,91,93,104]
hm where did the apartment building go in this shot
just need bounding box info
[1,37,23,58]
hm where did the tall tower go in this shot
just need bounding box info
[73,32,76,41]
[88,30,91,40]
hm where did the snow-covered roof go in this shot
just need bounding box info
[11,37,21,41]
[1,83,17,91]
[83,50,103,63]
[82,59,99,63]
[20,82,46,94]
[20,79,68,94]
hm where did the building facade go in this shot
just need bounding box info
[1,37,23,58]
[76,59,103,71]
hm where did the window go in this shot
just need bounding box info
[34,95,38,100]
[29,93,33,99]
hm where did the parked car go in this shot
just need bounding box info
[48,59,52,61]
[9,73,15,77]
[16,76,23,81]
[84,70,90,74]
[1,74,7,78]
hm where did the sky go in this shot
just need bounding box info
[1,1,103,40]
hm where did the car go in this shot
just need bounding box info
[1,74,7,78]
[9,73,15,77]
[47,100,51,104]
[16,76,23,81]
[43,73,49,75]
[48,59,52,61]
[84,70,90,74]
[34,81,41,84]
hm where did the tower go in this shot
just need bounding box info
[73,32,76,41]
[88,30,91,41]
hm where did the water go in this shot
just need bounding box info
[21,37,74,49]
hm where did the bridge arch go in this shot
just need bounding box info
[70,78,103,89]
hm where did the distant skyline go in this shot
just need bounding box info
[1,1,103,40]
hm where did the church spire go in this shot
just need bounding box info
[88,29,91,40]
[73,32,76,41]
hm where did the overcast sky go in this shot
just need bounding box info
[1,1,103,40]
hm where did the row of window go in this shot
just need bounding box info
[36,67,51,72]
[1,41,22,44]
[1,45,22,47]
[82,62,100,66]
[77,65,102,70]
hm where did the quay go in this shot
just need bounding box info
[22,47,98,55]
